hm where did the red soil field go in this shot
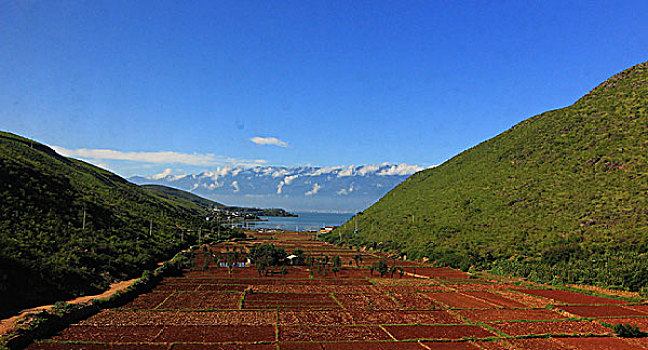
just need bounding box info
[560,305,648,318]
[196,284,249,291]
[556,337,645,349]
[279,325,391,342]
[390,292,440,309]
[461,291,528,308]
[278,343,327,350]
[424,292,496,308]
[384,324,495,340]
[458,308,564,322]
[625,304,648,314]
[155,325,276,342]
[443,283,521,292]
[374,285,450,292]
[159,292,242,309]
[419,342,481,350]
[253,285,376,294]
[506,338,574,350]
[51,325,163,342]
[153,283,201,291]
[471,340,518,350]
[403,267,471,279]
[519,289,628,305]
[121,291,172,309]
[27,344,167,350]
[334,293,372,309]
[279,310,354,325]
[494,290,552,308]
[363,293,402,310]
[79,310,277,326]
[489,320,612,336]
[172,345,277,350]
[322,342,427,349]
[600,317,648,331]
[349,310,460,324]
[23,239,647,350]
[244,292,340,310]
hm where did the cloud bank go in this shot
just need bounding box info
[250,136,289,147]
[52,146,267,167]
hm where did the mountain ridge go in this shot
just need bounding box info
[129,163,427,212]
[326,60,648,291]
[0,131,240,316]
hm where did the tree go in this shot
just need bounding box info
[372,259,389,277]
[352,254,363,267]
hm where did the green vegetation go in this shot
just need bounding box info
[611,323,645,338]
[0,132,240,317]
[249,244,288,276]
[141,185,226,212]
[325,61,648,291]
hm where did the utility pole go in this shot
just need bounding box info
[149,219,153,237]
[354,213,358,234]
[82,207,86,231]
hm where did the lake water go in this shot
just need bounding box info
[241,211,353,231]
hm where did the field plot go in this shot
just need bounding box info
[244,292,340,310]
[159,291,242,309]
[25,233,648,349]
[425,292,496,308]
[600,317,648,331]
[279,325,391,341]
[121,291,172,309]
[384,324,495,340]
[560,305,648,318]
[489,320,612,336]
[462,291,528,308]
[155,325,276,342]
[390,292,440,309]
[519,289,629,305]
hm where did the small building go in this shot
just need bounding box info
[319,226,337,234]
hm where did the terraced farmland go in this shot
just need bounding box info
[26,232,648,349]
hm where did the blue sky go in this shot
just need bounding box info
[1,1,647,177]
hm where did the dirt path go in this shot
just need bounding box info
[0,278,138,336]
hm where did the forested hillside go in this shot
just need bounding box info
[0,132,239,316]
[326,61,648,292]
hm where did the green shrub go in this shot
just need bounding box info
[612,323,645,338]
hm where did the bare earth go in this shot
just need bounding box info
[0,278,137,336]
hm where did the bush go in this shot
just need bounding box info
[612,323,645,338]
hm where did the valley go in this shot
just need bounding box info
[19,231,648,349]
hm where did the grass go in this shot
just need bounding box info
[325,60,648,293]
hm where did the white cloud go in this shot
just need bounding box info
[377,163,428,176]
[356,163,384,176]
[337,184,354,195]
[283,174,299,185]
[276,181,284,194]
[250,136,289,147]
[231,181,240,193]
[305,183,321,196]
[52,146,267,167]
[152,168,173,180]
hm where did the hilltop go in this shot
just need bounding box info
[0,132,241,316]
[140,184,296,218]
[326,61,648,291]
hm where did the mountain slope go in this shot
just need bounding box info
[141,184,226,211]
[327,61,648,291]
[129,163,425,212]
[0,132,234,316]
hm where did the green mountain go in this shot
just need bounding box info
[0,132,237,316]
[326,61,648,291]
[141,184,226,212]
[141,184,296,217]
